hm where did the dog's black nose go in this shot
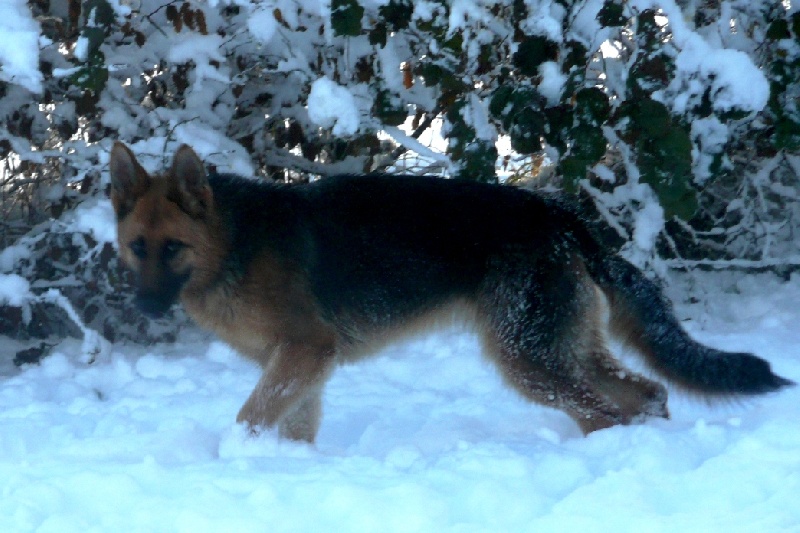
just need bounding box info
[134,292,172,319]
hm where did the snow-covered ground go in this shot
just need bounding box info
[1,271,798,532]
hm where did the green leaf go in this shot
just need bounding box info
[630,55,671,91]
[489,85,541,129]
[563,41,589,72]
[332,0,364,37]
[419,64,442,87]
[456,141,498,183]
[659,182,698,221]
[660,127,693,165]
[597,1,625,27]
[509,107,545,153]
[793,12,800,40]
[774,116,800,151]
[558,156,588,192]
[513,36,558,76]
[636,10,661,51]
[570,125,606,161]
[445,101,474,148]
[489,85,515,118]
[379,0,413,31]
[638,126,697,220]
[575,87,610,125]
[634,99,671,139]
[83,0,115,26]
[375,90,406,126]
[446,101,497,182]
[419,63,462,91]
[70,51,108,94]
[767,19,790,40]
[369,22,387,47]
[443,31,464,54]
[543,105,572,152]
[82,27,106,58]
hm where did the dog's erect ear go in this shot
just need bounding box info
[109,142,150,217]
[170,144,212,217]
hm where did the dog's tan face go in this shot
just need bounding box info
[109,143,214,317]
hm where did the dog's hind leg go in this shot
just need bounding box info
[478,249,668,434]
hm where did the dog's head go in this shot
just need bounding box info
[109,143,218,318]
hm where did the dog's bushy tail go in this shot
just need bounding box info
[591,254,793,394]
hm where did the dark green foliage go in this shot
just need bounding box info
[597,1,626,27]
[379,0,413,32]
[764,11,800,152]
[70,0,116,95]
[513,36,559,76]
[332,0,364,37]
[83,0,115,26]
[620,99,696,219]
[4,0,800,348]
[446,101,498,183]
[557,89,610,191]
[70,50,108,93]
[489,86,546,154]
[375,90,406,126]
[767,19,790,40]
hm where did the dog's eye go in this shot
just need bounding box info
[162,239,186,261]
[129,238,147,259]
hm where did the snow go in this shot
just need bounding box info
[173,123,255,177]
[412,2,445,23]
[167,34,230,89]
[447,0,491,35]
[692,116,729,185]
[0,245,31,273]
[0,273,30,307]
[462,93,496,142]
[632,0,770,115]
[0,0,43,94]
[522,1,567,43]
[537,61,567,106]
[73,37,90,63]
[664,39,770,115]
[307,77,361,136]
[247,8,278,45]
[1,272,799,531]
[67,199,118,245]
[632,199,665,254]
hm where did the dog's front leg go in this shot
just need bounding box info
[236,341,335,442]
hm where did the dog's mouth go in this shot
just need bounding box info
[134,271,190,319]
[134,292,175,319]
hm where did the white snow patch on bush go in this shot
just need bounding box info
[633,199,665,253]
[69,199,118,244]
[307,77,360,136]
[168,35,229,88]
[538,61,566,106]
[174,123,255,177]
[522,1,566,43]
[0,273,30,307]
[0,0,43,93]
[668,36,769,114]
[462,94,496,142]
[0,244,31,273]
[248,9,278,44]
[692,116,729,185]
[74,36,90,62]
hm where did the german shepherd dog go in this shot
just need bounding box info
[109,142,792,442]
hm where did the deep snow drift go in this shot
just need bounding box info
[1,271,798,532]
